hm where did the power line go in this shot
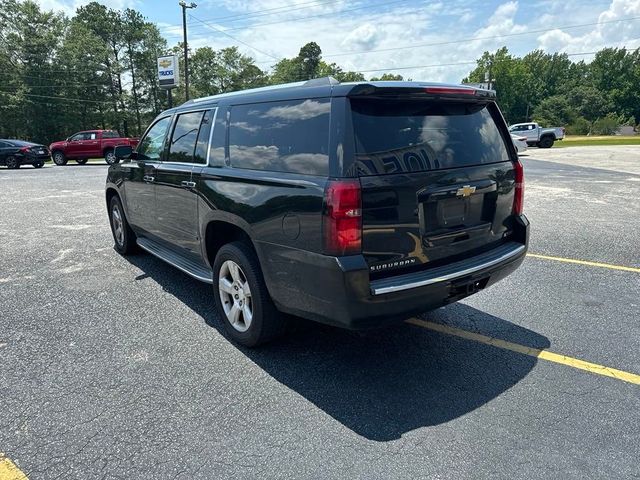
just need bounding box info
[0,83,113,88]
[159,0,347,31]
[246,15,640,64]
[0,91,112,104]
[185,0,411,34]
[187,13,281,60]
[320,15,640,59]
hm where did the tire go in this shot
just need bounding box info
[108,195,137,255]
[105,149,118,165]
[33,161,44,168]
[52,151,67,166]
[76,158,89,165]
[213,241,287,347]
[5,156,19,169]
[538,136,554,148]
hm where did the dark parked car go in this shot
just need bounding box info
[106,78,529,347]
[0,139,50,169]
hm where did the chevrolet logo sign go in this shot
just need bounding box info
[456,185,476,197]
[159,59,172,68]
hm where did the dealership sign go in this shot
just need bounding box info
[157,55,179,89]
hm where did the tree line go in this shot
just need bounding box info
[464,46,640,134]
[1,0,638,144]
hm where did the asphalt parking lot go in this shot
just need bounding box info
[1,147,639,479]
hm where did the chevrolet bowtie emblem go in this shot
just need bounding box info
[456,185,476,197]
[159,59,172,68]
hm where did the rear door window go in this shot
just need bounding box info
[228,99,330,176]
[167,111,205,163]
[349,99,511,176]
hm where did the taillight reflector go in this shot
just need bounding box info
[513,159,524,215]
[424,87,476,95]
[323,179,362,256]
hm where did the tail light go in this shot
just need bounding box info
[323,179,362,256]
[513,159,524,215]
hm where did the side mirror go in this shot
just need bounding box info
[114,145,133,160]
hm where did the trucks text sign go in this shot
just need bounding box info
[157,55,179,89]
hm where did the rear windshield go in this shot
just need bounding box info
[350,99,510,176]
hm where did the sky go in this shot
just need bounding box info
[36,0,640,82]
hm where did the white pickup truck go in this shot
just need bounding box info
[508,122,565,148]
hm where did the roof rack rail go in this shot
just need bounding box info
[303,76,340,87]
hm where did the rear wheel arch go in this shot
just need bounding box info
[204,221,258,269]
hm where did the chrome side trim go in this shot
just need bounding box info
[371,244,526,295]
[136,238,213,284]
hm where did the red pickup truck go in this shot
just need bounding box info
[50,130,139,166]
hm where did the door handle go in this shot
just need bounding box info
[143,175,155,183]
[181,180,196,188]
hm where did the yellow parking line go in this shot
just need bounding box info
[0,454,28,480]
[407,318,640,385]
[527,253,640,273]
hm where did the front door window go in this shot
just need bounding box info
[138,117,172,160]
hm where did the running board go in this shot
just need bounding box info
[136,237,213,284]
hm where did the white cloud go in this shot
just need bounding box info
[340,23,380,52]
[536,0,640,53]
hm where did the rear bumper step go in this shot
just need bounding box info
[370,242,526,295]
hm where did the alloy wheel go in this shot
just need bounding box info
[218,260,253,332]
[53,152,65,165]
[5,156,18,169]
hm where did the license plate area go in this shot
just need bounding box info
[436,197,468,226]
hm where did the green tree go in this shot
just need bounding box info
[75,2,130,135]
[317,61,365,82]
[190,46,267,97]
[566,86,612,123]
[588,47,640,122]
[370,73,404,81]
[270,42,325,84]
[463,47,531,124]
[0,0,67,142]
[532,95,576,127]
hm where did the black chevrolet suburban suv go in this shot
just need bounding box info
[106,78,529,346]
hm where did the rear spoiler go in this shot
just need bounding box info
[346,84,496,100]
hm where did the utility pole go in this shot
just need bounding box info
[179,1,197,101]
[487,60,493,91]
